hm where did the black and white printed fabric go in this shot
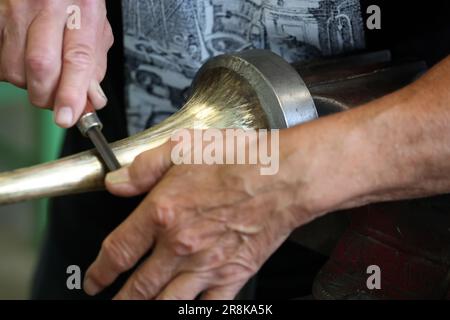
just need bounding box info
[121,0,365,135]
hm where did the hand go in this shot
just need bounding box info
[0,0,113,127]
[83,96,409,300]
[84,55,450,300]
[82,104,389,300]
[83,130,314,300]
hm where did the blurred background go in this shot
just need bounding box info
[0,83,64,299]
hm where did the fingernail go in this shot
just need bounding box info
[83,277,101,296]
[96,83,108,110]
[106,168,130,185]
[55,106,73,128]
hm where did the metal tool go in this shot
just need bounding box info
[77,102,121,172]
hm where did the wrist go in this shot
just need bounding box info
[279,57,450,228]
[279,107,384,226]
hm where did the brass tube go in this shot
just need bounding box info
[0,67,270,204]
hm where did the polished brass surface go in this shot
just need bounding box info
[0,67,270,204]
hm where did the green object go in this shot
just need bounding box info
[37,110,65,238]
[0,83,65,241]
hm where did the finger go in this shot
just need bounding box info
[83,195,163,296]
[105,141,173,197]
[0,16,27,87]
[156,273,209,300]
[114,245,181,300]
[87,21,113,110]
[26,5,67,108]
[54,2,104,127]
[87,79,107,110]
[200,283,244,300]
[94,20,114,81]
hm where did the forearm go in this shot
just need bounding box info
[351,56,450,202]
[282,56,450,222]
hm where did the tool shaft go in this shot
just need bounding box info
[77,105,121,172]
[86,126,121,172]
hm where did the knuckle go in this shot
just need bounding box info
[26,54,55,77]
[171,232,197,256]
[64,45,95,69]
[101,236,135,272]
[151,200,175,229]
[216,264,249,280]
[207,248,226,266]
[131,273,155,300]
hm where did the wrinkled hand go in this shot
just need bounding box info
[0,0,113,127]
[83,131,308,300]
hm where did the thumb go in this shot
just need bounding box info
[105,140,173,197]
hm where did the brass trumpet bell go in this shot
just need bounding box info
[0,50,318,204]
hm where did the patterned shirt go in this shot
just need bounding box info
[121,0,365,135]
